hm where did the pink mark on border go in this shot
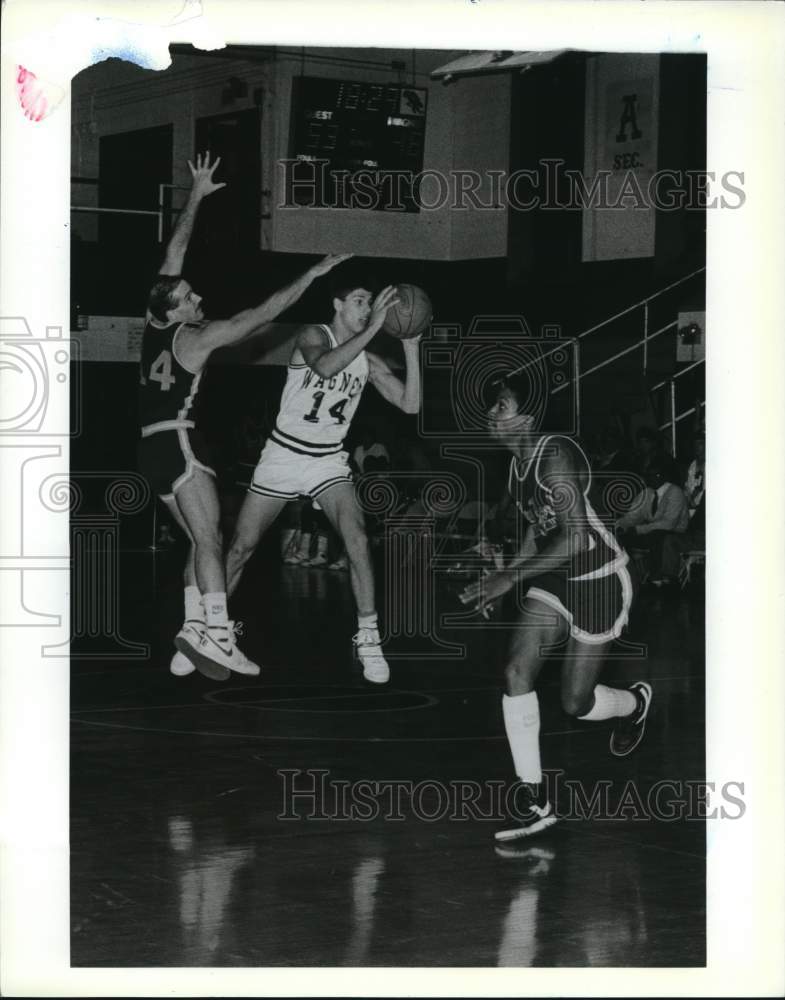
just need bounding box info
[16,65,51,122]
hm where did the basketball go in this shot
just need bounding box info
[382,284,432,339]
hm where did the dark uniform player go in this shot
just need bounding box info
[505,432,633,644]
[138,317,213,500]
[460,373,652,843]
[138,150,349,680]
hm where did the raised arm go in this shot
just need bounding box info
[159,152,225,276]
[186,254,351,363]
[298,286,399,379]
[366,339,421,414]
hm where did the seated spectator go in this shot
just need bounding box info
[684,432,706,520]
[657,434,706,586]
[616,458,689,579]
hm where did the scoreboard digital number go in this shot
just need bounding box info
[288,76,428,213]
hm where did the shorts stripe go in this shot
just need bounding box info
[272,426,344,451]
[248,483,299,500]
[569,552,630,582]
[311,475,353,498]
[270,433,343,457]
[171,426,215,494]
[141,419,195,437]
[527,562,633,646]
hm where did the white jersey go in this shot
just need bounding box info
[270,324,369,457]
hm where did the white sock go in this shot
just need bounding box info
[203,592,229,630]
[578,684,637,721]
[184,586,203,623]
[502,692,542,785]
[358,612,378,630]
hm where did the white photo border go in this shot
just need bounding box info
[1,0,784,995]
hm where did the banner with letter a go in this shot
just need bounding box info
[582,54,660,262]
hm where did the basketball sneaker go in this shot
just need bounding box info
[328,553,349,571]
[353,626,390,684]
[177,621,259,679]
[495,783,558,842]
[170,650,196,677]
[171,621,213,678]
[610,681,653,757]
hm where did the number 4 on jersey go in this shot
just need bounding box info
[329,397,349,424]
[149,349,176,391]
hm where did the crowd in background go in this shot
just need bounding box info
[259,413,705,592]
[158,398,705,595]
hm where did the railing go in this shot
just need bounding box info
[574,265,705,378]
[550,266,705,454]
[653,363,706,454]
[71,179,189,243]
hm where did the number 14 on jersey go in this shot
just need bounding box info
[303,391,349,424]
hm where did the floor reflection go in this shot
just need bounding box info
[71,553,704,967]
[168,815,255,962]
[343,855,386,965]
[496,845,556,966]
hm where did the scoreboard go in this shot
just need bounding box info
[288,76,428,213]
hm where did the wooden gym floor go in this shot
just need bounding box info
[70,541,705,967]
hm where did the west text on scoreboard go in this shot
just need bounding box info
[287,76,428,213]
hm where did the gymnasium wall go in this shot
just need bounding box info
[71,48,511,261]
[506,52,706,286]
[69,49,705,489]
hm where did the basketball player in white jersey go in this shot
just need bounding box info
[138,151,349,680]
[224,269,422,683]
[460,372,652,843]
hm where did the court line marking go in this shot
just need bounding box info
[72,689,439,715]
[70,677,699,714]
[72,684,484,714]
[202,687,439,714]
[69,717,596,741]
